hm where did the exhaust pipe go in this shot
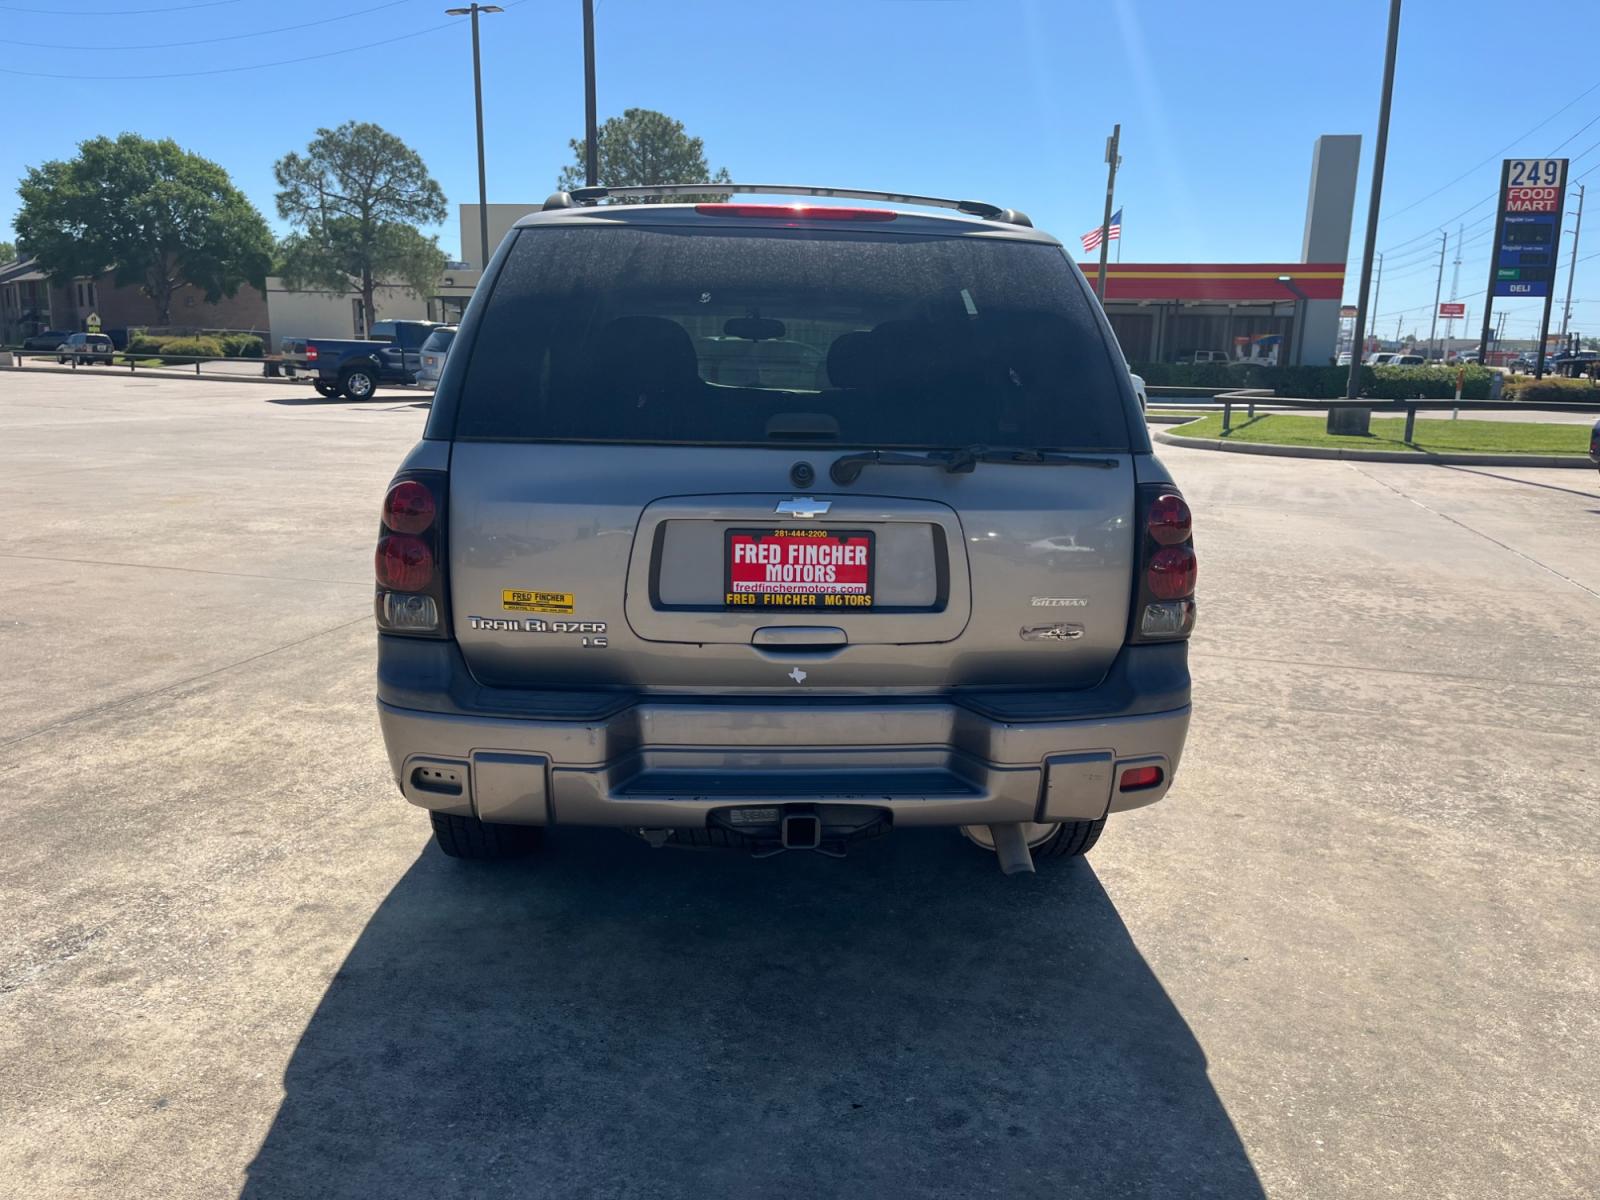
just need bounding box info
[987,823,1035,876]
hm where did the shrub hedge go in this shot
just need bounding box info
[1502,375,1600,404]
[156,336,224,364]
[218,333,264,358]
[1363,365,1495,400]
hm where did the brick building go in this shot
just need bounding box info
[1,253,269,345]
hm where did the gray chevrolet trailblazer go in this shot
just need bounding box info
[373,185,1196,874]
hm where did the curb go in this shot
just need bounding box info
[1153,429,1593,469]
[6,364,297,387]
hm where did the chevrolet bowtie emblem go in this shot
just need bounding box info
[775,497,831,518]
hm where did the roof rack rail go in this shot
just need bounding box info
[543,184,1032,227]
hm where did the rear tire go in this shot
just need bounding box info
[338,365,377,400]
[962,817,1106,861]
[1029,817,1106,859]
[429,811,543,860]
[313,380,340,398]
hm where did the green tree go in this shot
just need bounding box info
[274,121,447,331]
[557,108,732,200]
[0,241,15,265]
[14,134,272,324]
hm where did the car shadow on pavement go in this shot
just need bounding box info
[241,828,1263,1200]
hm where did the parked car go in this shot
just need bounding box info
[56,332,115,365]
[375,186,1196,875]
[23,329,73,352]
[415,326,457,388]
[1364,352,1396,366]
[1590,418,1600,471]
[1389,354,1425,366]
[281,319,441,399]
[1173,349,1230,365]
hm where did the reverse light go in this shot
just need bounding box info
[375,534,434,591]
[1140,599,1196,638]
[382,592,439,630]
[694,203,898,221]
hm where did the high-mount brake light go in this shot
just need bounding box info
[693,203,898,221]
[383,480,436,535]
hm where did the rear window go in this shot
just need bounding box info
[421,328,456,353]
[453,224,1130,449]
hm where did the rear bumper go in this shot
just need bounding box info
[376,639,1191,829]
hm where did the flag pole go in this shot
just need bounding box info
[1116,212,1122,263]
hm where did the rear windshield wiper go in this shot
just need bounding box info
[829,445,1118,485]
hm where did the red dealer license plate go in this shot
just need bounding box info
[724,528,875,610]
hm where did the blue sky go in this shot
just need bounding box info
[3,0,1598,343]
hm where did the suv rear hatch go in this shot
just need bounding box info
[439,210,1140,694]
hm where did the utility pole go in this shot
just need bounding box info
[1346,0,1404,400]
[1095,124,1121,302]
[583,0,599,187]
[445,3,504,271]
[1427,229,1447,361]
[1367,251,1384,349]
[1560,183,1584,341]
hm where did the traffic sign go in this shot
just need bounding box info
[85,312,101,333]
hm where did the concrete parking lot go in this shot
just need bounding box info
[2,372,1597,1198]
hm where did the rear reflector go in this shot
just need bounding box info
[1119,765,1163,791]
[694,203,898,221]
[375,534,434,591]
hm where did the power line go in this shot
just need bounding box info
[0,0,242,12]
[0,0,528,78]
[6,0,420,49]
[1379,79,1600,224]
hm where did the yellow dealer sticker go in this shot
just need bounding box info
[502,589,575,615]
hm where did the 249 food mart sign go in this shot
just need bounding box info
[1492,159,1567,298]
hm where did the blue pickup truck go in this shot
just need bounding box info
[282,319,442,399]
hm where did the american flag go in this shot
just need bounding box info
[1081,209,1122,253]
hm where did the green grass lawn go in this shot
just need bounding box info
[1170,413,1591,456]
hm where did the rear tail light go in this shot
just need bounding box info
[1129,486,1197,643]
[374,472,448,637]
[305,344,318,360]
[693,203,898,221]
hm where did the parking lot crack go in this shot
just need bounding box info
[0,552,368,589]
[0,614,372,752]
[1346,463,1600,604]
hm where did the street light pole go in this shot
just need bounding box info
[583,0,599,186]
[446,3,504,271]
[1345,0,1404,400]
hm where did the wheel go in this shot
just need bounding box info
[338,365,377,400]
[429,811,542,860]
[313,380,340,398]
[961,817,1106,861]
[58,355,67,364]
